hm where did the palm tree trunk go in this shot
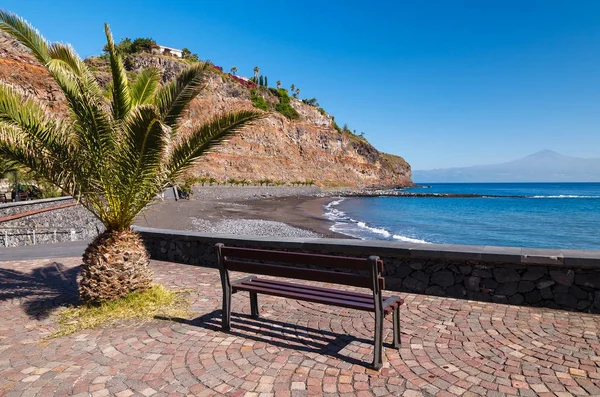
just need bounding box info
[79,230,153,302]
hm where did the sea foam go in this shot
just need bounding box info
[530,195,599,199]
[324,198,429,244]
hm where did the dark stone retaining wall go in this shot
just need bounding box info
[135,226,600,313]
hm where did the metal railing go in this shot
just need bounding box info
[0,226,93,247]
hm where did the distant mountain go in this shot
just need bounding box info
[413,150,600,182]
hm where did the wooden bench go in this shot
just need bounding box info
[215,244,404,369]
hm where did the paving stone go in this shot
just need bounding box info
[2,257,600,396]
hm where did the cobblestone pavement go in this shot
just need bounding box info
[2,259,600,397]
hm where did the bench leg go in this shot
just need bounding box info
[222,284,232,331]
[372,311,384,370]
[250,292,259,319]
[393,305,401,348]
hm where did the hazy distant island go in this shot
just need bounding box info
[413,150,600,183]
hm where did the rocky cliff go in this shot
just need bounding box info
[0,32,412,188]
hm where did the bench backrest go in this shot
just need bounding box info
[216,244,385,291]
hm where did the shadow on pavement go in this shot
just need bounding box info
[0,262,80,320]
[161,310,387,368]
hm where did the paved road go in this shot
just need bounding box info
[0,241,88,261]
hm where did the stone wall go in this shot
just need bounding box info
[0,197,73,218]
[0,197,102,247]
[135,226,600,313]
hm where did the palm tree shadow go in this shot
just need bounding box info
[161,310,390,368]
[0,262,80,320]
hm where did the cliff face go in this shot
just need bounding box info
[0,33,412,188]
[0,33,68,118]
[184,69,411,187]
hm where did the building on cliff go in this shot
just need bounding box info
[151,45,183,58]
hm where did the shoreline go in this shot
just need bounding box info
[248,195,347,238]
[135,186,349,239]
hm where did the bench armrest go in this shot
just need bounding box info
[231,275,257,286]
[383,295,402,309]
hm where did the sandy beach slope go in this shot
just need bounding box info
[135,186,348,238]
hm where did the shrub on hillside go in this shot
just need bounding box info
[131,38,157,53]
[104,37,156,55]
[273,89,299,120]
[332,121,342,133]
[230,74,257,89]
[250,89,269,111]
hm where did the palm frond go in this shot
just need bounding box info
[45,44,114,164]
[0,10,50,64]
[0,122,78,197]
[0,83,107,213]
[166,110,262,181]
[153,62,210,128]
[110,105,169,227]
[0,121,110,220]
[47,43,105,101]
[0,154,19,176]
[130,68,160,107]
[0,83,74,162]
[103,23,131,120]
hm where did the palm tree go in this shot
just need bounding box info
[290,84,295,93]
[276,80,281,89]
[296,88,300,97]
[253,66,259,81]
[0,11,262,303]
[230,66,237,75]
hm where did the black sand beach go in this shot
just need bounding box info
[135,186,348,238]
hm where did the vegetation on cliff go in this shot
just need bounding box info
[0,16,412,189]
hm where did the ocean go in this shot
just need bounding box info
[324,183,600,250]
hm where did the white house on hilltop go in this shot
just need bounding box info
[151,45,183,58]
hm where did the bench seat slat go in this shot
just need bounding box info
[233,282,376,312]
[246,278,376,301]
[247,278,402,309]
[225,259,372,289]
[239,278,375,303]
[232,278,404,314]
[222,246,369,271]
[249,279,403,314]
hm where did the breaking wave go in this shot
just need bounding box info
[324,198,429,244]
[529,195,600,199]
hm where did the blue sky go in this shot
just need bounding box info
[2,0,600,169]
